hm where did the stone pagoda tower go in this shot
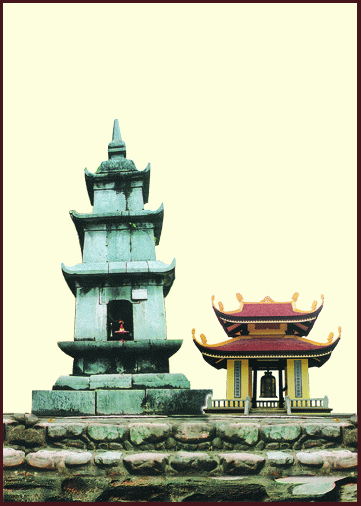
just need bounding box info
[32,120,211,416]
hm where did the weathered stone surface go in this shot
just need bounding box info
[303,423,341,439]
[3,448,25,468]
[339,483,357,502]
[297,449,357,470]
[67,424,86,437]
[255,440,265,451]
[87,424,127,442]
[65,451,92,466]
[25,413,39,427]
[333,450,358,470]
[96,390,145,415]
[276,476,346,499]
[292,480,336,497]
[217,423,259,446]
[265,442,280,450]
[26,451,57,470]
[129,423,171,445]
[266,451,294,467]
[303,438,326,448]
[53,375,90,390]
[212,437,224,449]
[165,437,176,449]
[6,425,25,445]
[263,424,301,442]
[94,451,123,466]
[146,389,212,415]
[13,413,26,424]
[32,390,96,416]
[48,424,68,439]
[170,452,218,472]
[344,428,358,448]
[89,374,132,389]
[219,453,265,475]
[296,451,324,466]
[173,422,215,443]
[132,373,190,389]
[83,358,112,375]
[123,452,170,475]
[25,427,45,447]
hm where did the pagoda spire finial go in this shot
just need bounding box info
[108,119,126,159]
[112,119,122,142]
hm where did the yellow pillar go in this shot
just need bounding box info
[226,359,249,399]
[286,359,309,399]
[226,360,234,399]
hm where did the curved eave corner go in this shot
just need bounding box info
[162,257,176,297]
[85,168,95,206]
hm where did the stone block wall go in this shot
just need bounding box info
[3,414,357,502]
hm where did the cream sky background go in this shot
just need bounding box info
[4,4,356,414]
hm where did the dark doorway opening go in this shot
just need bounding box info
[107,300,133,341]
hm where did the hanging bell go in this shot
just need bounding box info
[260,371,277,398]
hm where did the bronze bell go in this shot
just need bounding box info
[260,370,277,398]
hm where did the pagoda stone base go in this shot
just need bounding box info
[32,388,212,417]
[32,373,212,416]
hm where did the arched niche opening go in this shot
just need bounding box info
[107,300,134,341]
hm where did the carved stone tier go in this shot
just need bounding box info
[58,339,183,375]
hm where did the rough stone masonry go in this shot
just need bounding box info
[3,413,357,502]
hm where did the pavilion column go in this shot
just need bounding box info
[252,363,257,408]
[278,366,284,408]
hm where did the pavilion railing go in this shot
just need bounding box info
[206,395,329,413]
[206,398,247,409]
[255,400,280,409]
[290,396,329,409]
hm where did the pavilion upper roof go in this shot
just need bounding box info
[212,293,324,337]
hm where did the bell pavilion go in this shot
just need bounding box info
[193,293,341,415]
[32,120,211,416]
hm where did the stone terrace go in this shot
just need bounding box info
[3,413,357,502]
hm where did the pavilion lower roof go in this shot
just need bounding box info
[193,335,340,369]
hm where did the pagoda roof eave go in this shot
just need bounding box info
[61,258,176,297]
[70,204,164,253]
[85,165,150,206]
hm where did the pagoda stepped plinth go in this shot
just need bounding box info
[32,120,211,416]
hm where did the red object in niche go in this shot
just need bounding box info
[114,320,130,340]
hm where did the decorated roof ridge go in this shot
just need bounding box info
[192,326,341,350]
[211,293,325,315]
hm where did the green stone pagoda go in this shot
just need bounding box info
[32,120,211,416]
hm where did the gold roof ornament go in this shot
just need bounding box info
[321,294,325,305]
[260,296,275,303]
[311,301,317,311]
[236,293,244,310]
[292,292,299,303]
[218,301,224,311]
[192,328,196,339]
[327,332,334,343]
[211,295,215,307]
[200,334,207,345]
[338,326,342,338]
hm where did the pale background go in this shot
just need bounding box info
[4,4,356,414]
